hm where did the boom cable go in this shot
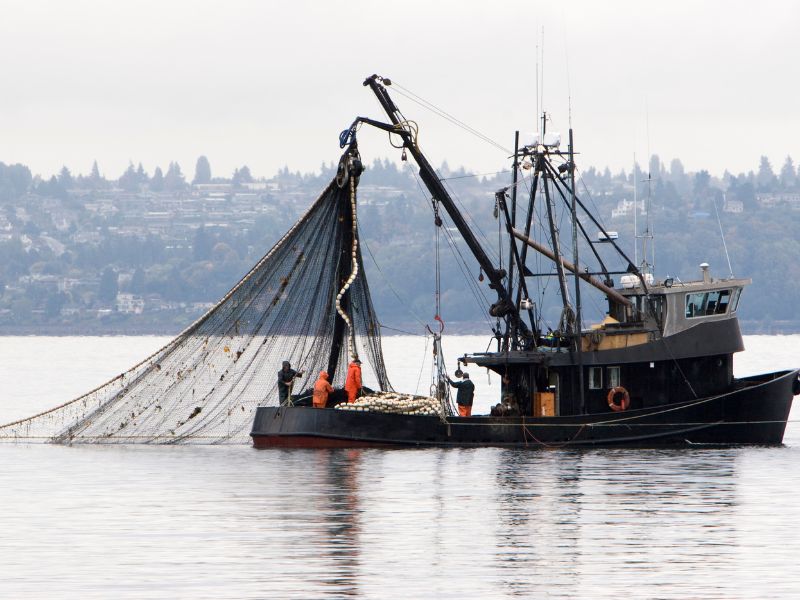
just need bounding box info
[389,81,512,154]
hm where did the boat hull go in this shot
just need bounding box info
[251,370,799,448]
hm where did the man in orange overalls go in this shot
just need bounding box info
[448,372,475,417]
[345,358,362,403]
[313,371,334,408]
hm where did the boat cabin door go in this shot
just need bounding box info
[533,369,559,417]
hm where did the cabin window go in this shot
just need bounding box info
[685,292,706,317]
[731,288,742,312]
[715,290,731,314]
[589,367,603,389]
[607,366,621,388]
[685,289,732,318]
[628,294,667,322]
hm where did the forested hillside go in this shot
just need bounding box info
[0,153,797,334]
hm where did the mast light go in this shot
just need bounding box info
[523,132,561,150]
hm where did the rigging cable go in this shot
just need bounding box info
[440,170,511,182]
[361,237,427,328]
[435,203,442,318]
[713,196,735,278]
[389,81,512,154]
[378,324,424,336]
[407,165,494,326]
[384,92,510,268]
[438,172,501,265]
[414,334,430,396]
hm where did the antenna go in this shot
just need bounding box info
[633,153,638,268]
[636,99,655,275]
[535,34,539,134]
[562,16,572,128]
[715,194,735,278]
[646,98,653,271]
[540,26,545,130]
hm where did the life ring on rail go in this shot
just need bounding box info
[607,386,630,412]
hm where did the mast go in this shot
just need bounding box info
[538,119,572,332]
[327,192,353,380]
[505,131,520,349]
[327,148,361,379]
[637,159,654,274]
[633,153,638,268]
[569,128,585,411]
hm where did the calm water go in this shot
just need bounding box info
[1,335,799,599]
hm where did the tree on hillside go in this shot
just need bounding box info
[130,267,146,294]
[232,165,253,186]
[779,156,796,190]
[727,174,756,209]
[85,160,108,190]
[150,167,164,192]
[98,267,119,304]
[164,162,186,191]
[692,170,711,209]
[36,175,61,198]
[119,163,139,192]
[668,158,690,196]
[631,162,645,185]
[193,226,214,261]
[0,162,32,201]
[58,166,73,190]
[648,154,663,179]
[756,156,777,192]
[136,163,148,186]
[193,156,212,184]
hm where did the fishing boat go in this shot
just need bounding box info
[250,74,800,448]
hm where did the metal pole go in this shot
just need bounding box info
[506,131,520,348]
[569,129,585,413]
[542,165,571,318]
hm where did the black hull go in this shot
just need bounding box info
[251,370,799,448]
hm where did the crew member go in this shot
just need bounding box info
[313,371,334,409]
[345,358,362,403]
[501,374,520,415]
[278,361,303,406]
[448,372,475,417]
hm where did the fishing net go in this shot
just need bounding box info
[0,147,393,444]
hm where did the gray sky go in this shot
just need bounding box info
[1,0,798,180]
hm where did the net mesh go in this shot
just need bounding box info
[0,150,392,444]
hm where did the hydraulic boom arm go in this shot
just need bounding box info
[355,74,531,340]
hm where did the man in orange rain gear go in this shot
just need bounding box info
[345,358,362,403]
[448,372,475,417]
[313,371,334,408]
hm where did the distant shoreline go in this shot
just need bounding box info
[1,320,798,336]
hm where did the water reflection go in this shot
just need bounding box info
[291,448,750,599]
[492,450,585,597]
[314,449,362,597]
[4,444,799,600]
[487,448,741,598]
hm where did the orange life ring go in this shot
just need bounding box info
[607,386,630,412]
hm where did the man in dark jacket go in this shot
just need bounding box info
[278,361,302,405]
[448,372,475,417]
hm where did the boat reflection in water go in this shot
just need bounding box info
[244,446,800,599]
[313,449,362,597]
